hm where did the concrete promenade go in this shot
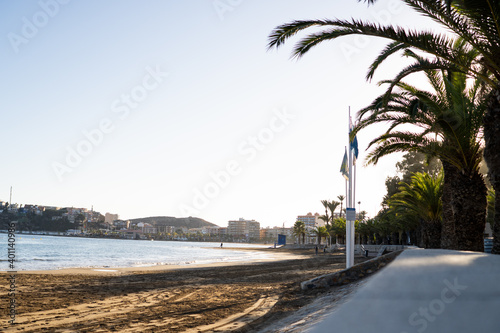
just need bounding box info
[309,249,500,333]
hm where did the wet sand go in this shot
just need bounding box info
[1,247,368,332]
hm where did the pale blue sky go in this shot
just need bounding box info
[1,0,443,227]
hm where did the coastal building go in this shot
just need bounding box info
[164,226,176,234]
[119,229,144,239]
[105,213,119,225]
[24,204,44,215]
[261,226,294,242]
[113,220,130,230]
[188,227,205,234]
[65,207,88,223]
[143,224,157,234]
[296,212,322,244]
[42,205,61,211]
[227,218,260,239]
[136,222,157,234]
[204,226,223,235]
[297,212,322,228]
[260,228,267,239]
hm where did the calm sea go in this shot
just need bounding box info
[0,234,271,271]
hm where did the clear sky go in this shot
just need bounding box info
[1,0,443,228]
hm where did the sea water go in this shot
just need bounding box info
[0,234,271,271]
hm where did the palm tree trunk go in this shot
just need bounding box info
[441,160,487,252]
[451,170,486,252]
[424,219,442,248]
[492,194,500,253]
[418,220,427,248]
[441,161,457,249]
[484,88,500,254]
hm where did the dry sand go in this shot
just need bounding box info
[1,247,368,332]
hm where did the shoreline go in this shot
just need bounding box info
[4,246,312,276]
[1,231,274,245]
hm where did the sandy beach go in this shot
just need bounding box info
[1,247,368,332]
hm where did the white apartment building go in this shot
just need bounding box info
[296,212,322,244]
[297,212,322,228]
[227,218,260,239]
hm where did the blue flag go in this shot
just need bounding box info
[351,134,358,162]
[340,147,349,180]
[349,118,359,164]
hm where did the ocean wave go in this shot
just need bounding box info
[131,260,198,267]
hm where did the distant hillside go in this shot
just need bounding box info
[129,216,219,229]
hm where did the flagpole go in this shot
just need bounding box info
[344,177,347,217]
[346,107,354,268]
[348,108,352,214]
[353,117,357,216]
[354,162,356,214]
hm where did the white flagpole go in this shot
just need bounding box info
[353,118,357,217]
[346,107,354,268]
[344,178,347,217]
[354,162,356,215]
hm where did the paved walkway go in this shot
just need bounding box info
[308,249,500,333]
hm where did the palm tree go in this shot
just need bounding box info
[320,200,330,225]
[331,217,347,244]
[354,65,486,251]
[327,200,340,223]
[268,0,500,252]
[358,218,379,244]
[337,195,345,218]
[390,172,443,248]
[312,226,329,245]
[318,214,329,224]
[293,220,306,244]
[374,213,398,245]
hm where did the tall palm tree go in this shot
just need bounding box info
[327,200,340,224]
[320,200,330,226]
[293,220,306,244]
[356,65,487,250]
[390,172,443,248]
[268,0,500,253]
[337,195,345,218]
[318,214,330,227]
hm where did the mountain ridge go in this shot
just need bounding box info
[129,216,220,229]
